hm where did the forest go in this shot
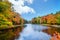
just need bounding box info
[31,11,60,25]
[0,0,25,29]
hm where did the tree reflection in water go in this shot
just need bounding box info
[0,26,23,40]
[0,24,60,40]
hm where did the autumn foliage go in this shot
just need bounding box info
[31,11,60,25]
[0,0,24,28]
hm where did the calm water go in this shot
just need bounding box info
[15,24,51,40]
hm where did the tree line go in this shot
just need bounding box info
[0,0,25,29]
[31,11,60,25]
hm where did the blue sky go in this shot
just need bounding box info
[9,0,60,21]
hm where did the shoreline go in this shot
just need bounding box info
[41,24,60,28]
[0,25,24,30]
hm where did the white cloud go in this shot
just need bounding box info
[8,0,35,14]
[25,0,33,4]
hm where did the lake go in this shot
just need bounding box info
[1,24,59,40]
[15,24,51,40]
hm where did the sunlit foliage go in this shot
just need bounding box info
[0,0,24,29]
[31,11,60,25]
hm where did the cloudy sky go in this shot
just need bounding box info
[9,0,60,21]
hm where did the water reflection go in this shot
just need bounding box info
[0,26,22,40]
[32,24,48,31]
[17,24,51,40]
[1,24,57,40]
